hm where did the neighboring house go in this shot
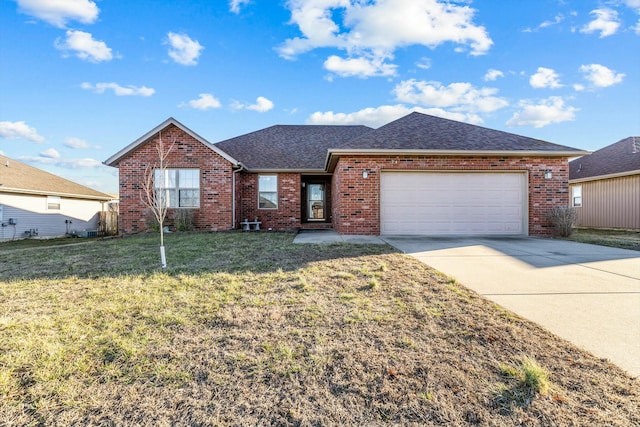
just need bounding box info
[569,137,640,230]
[0,155,113,241]
[105,112,587,237]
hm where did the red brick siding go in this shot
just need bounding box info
[236,172,301,230]
[332,155,570,236]
[117,124,234,234]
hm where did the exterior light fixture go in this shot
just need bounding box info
[544,170,553,179]
[362,170,369,179]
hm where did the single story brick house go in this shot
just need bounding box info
[569,137,640,230]
[105,112,587,236]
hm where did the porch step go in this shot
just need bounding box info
[300,223,333,230]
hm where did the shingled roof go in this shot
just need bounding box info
[569,137,640,181]
[338,112,585,153]
[215,125,373,170]
[0,154,112,200]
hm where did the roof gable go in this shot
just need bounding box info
[215,125,374,170]
[340,112,586,153]
[0,155,112,200]
[569,137,640,180]
[104,117,238,167]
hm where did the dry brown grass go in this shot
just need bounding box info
[565,228,640,251]
[1,232,638,426]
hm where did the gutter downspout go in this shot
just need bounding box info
[232,163,246,230]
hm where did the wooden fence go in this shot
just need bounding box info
[99,210,119,236]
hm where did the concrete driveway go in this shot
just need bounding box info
[382,236,640,377]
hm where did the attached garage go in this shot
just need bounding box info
[380,171,528,236]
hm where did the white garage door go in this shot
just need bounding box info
[380,171,527,236]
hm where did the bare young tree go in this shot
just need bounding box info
[140,132,176,268]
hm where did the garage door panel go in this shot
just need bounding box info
[381,172,526,236]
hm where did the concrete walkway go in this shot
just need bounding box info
[383,236,640,377]
[293,229,386,244]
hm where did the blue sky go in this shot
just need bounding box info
[1,0,638,194]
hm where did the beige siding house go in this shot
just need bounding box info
[569,137,640,230]
[0,155,113,241]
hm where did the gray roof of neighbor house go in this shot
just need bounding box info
[337,112,585,153]
[215,125,374,170]
[569,137,640,181]
[0,154,112,200]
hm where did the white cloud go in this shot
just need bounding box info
[622,0,640,9]
[416,57,431,70]
[529,67,563,89]
[324,55,397,78]
[20,156,102,169]
[524,14,565,32]
[64,137,89,149]
[16,0,98,28]
[81,82,155,96]
[181,93,221,110]
[230,0,251,14]
[393,79,509,113]
[634,19,640,35]
[55,30,113,62]
[166,32,204,66]
[507,96,577,128]
[581,9,621,37]
[484,69,504,81]
[307,105,482,128]
[278,0,492,78]
[540,14,565,28]
[233,96,274,112]
[40,148,60,158]
[0,121,45,143]
[579,64,625,88]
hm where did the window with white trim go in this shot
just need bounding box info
[47,196,61,210]
[154,169,200,208]
[572,185,582,207]
[258,175,278,209]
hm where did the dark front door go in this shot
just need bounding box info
[307,183,325,221]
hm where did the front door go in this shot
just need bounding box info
[307,183,325,221]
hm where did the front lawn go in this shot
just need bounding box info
[1,232,638,426]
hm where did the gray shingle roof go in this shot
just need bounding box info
[0,154,112,200]
[341,112,585,152]
[569,137,640,180]
[215,125,374,170]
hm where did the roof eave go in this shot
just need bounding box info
[241,167,328,174]
[569,169,640,183]
[0,187,113,201]
[104,117,239,167]
[325,149,590,171]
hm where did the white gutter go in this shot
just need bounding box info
[0,187,113,201]
[569,169,640,184]
[324,148,591,171]
[232,163,246,230]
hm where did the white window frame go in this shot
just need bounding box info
[47,196,61,210]
[154,168,200,208]
[572,185,582,207]
[258,175,278,209]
